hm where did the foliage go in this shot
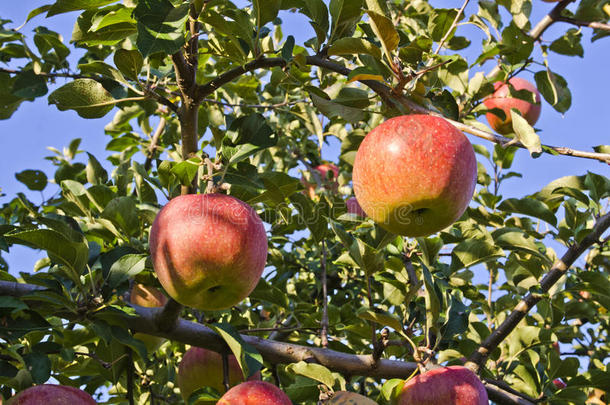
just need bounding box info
[0,0,609,404]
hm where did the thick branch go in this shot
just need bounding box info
[466,212,610,372]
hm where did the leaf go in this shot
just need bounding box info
[208,323,263,380]
[325,391,378,405]
[287,361,336,388]
[499,21,534,65]
[12,70,48,99]
[48,78,115,119]
[422,264,441,333]
[347,66,385,83]
[23,352,51,384]
[357,308,403,331]
[311,93,365,124]
[365,10,399,61]
[281,35,295,61]
[510,110,542,157]
[498,197,557,226]
[101,197,140,237]
[170,158,201,186]
[113,49,143,80]
[15,169,48,191]
[47,0,120,17]
[327,37,381,59]
[252,0,281,27]
[329,0,363,41]
[106,254,146,288]
[534,70,571,114]
[222,114,277,165]
[429,8,459,42]
[24,5,52,23]
[86,153,108,185]
[302,0,329,49]
[133,0,189,57]
[550,28,584,57]
[451,239,504,270]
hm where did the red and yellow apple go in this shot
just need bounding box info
[177,347,260,403]
[149,193,267,310]
[396,366,488,404]
[301,163,339,199]
[7,384,96,405]
[217,381,292,405]
[129,283,168,351]
[346,197,367,218]
[484,77,541,134]
[352,115,477,237]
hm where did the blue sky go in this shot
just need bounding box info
[1,1,608,274]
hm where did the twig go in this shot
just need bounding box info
[127,349,135,405]
[222,352,231,392]
[144,117,166,171]
[433,0,470,55]
[554,16,610,32]
[465,212,610,372]
[201,98,305,109]
[320,240,329,348]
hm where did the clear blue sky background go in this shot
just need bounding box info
[0,1,608,275]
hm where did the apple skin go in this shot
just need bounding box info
[7,384,96,405]
[301,163,339,199]
[326,391,378,404]
[396,366,488,405]
[484,77,541,135]
[346,197,367,218]
[149,193,267,310]
[217,381,292,405]
[129,283,168,352]
[352,115,477,237]
[553,378,567,389]
[177,347,261,403]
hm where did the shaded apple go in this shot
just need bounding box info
[217,381,292,405]
[301,163,339,199]
[484,77,541,134]
[346,197,367,218]
[396,366,488,405]
[177,347,260,404]
[553,378,567,389]
[7,384,96,405]
[149,193,267,310]
[325,391,378,404]
[352,115,477,237]
[129,283,168,352]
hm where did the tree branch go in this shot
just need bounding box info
[555,16,610,32]
[465,212,610,372]
[144,117,166,171]
[433,0,470,55]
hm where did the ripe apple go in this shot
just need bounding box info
[149,193,268,310]
[177,347,260,403]
[553,378,567,389]
[352,115,477,237]
[483,77,541,134]
[217,381,292,405]
[301,163,339,199]
[346,197,367,218]
[7,384,96,404]
[129,283,168,351]
[396,366,488,405]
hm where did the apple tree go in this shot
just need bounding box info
[0,0,609,404]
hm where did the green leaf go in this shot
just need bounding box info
[329,0,363,41]
[310,93,365,124]
[12,70,48,99]
[107,254,146,288]
[550,28,584,57]
[222,114,277,165]
[86,153,108,185]
[302,0,329,49]
[25,5,52,23]
[510,110,542,157]
[357,308,403,331]
[498,197,557,226]
[287,361,336,388]
[101,197,140,237]
[133,0,189,57]
[15,170,48,191]
[365,10,399,61]
[451,239,504,270]
[208,323,263,380]
[77,61,127,84]
[48,78,115,119]
[23,352,51,384]
[170,158,201,186]
[534,70,571,114]
[47,0,120,17]
[0,73,25,120]
[499,21,534,65]
[327,37,382,59]
[422,264,441,333]
[252,0,281,27]
[281,35,295,61]
[429,8,459,42]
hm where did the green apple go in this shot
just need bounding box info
[149,193,267,310]
[352,115,477,237]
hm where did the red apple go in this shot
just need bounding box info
[553,378,567,389]
[346,197,367,218]
[217,381,292,405]
[177,347,260,403]
[7,385,96,404]
[130,283,168,351]
[301,163,339,199]
[149,193,267,310]
[484,77,541,134]
[396,366,488,405]
[352,115,477,237]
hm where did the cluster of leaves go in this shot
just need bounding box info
[1,0,609,404]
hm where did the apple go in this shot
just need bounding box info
[483,77,541,134]
[346,197,367,218]
[352,114,477,237]
[396,366,488,405]
[326,391,378,404]
[177,347,260,403]
[301,163,339,199]
[129,283,168,351]
[149,193,268,310]
[553,378,567,389]
[217,381,292,405]
[7,384,96,404]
